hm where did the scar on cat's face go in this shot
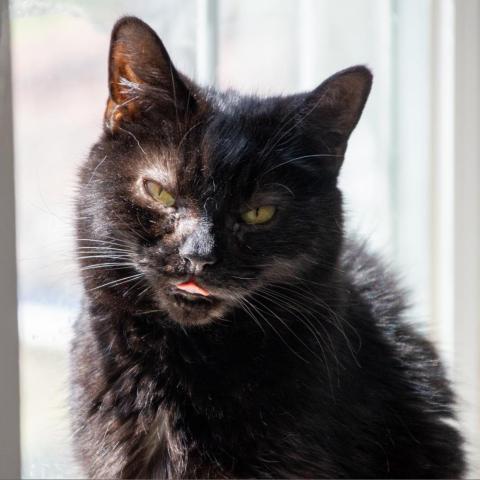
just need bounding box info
[79,17,371,326]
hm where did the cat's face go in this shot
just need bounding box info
[77,17,372,326]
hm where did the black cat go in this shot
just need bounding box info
[71,16,466,478]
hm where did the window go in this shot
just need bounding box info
[1,0,478,477]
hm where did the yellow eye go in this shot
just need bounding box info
[241,206,276,225]
[144,180,175,207]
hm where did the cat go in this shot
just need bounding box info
[71,16,466,479]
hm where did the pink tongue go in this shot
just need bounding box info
[176,278,210,297]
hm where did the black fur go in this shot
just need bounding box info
[71,16,466,478]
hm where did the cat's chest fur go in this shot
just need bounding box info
[134,399,328,479]
[72,308,337,478]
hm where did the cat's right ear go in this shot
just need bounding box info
[105,17,197,132]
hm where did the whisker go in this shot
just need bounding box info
[113,215,150,243]
[87,273,144,292]
[177,121,203,153]
[235,296,266,335]
[77,255,131,261]
[122,277,146,297]
[247,295,310,364]
[272,282,361,366]
[263,154,344,175]
[256,287,339,379]
[77,237,134,248]
[80,263,135,271]
[118,125,147,155]
[259,92,342,161]
[86,155,108,186]
[76,247,132,254]
[250,294,323,363]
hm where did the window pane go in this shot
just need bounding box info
[11,1,196,477]
[219,0,396,254]
[219,0,430,324]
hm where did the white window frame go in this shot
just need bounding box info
[429,0,480,474]
[0,0,21,478]
[196,0,219,86]
[1,0,479,476]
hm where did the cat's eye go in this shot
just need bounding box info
[144,180,175,207]
[241,206,276,225]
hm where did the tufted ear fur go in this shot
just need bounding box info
[105,16,196,132]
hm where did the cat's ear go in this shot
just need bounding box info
[105,17,196,132]
[302,66,372,153]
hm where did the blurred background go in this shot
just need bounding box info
[1,0,478,477]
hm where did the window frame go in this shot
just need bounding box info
[2,0,479,476]
[421,1,480,473]
[0,0,21,477]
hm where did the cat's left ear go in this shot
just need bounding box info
[105,16,197,132]
[302,66,372,155]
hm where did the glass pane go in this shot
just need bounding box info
[11,1,196,477]
[219,0,430,323]
[219,0,395,251]
[218,0,299,93]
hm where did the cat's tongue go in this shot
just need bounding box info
[176,278,210,297]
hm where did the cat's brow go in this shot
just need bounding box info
[135,151,179,190]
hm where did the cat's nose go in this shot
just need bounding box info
[178,220,217,274]
[183,254,217,274]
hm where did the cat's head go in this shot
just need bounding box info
[77,17,372,326]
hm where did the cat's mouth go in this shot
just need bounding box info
[172,291,216,308]
[159,278,226,326]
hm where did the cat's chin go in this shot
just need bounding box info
[158,291,228,326]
